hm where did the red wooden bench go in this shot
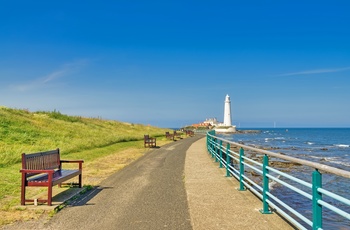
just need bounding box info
[185,130,194,136]
[173,130,182,139]
[144,135,156,147]
[165,131,174,140]
[20,149,84,206]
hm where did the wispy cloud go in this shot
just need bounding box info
[277,66,350,77]
[12,59,88,91]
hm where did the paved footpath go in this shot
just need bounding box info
[3,135,293,229]
[185,137,294,230]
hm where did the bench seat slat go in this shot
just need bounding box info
[27,169,81,186]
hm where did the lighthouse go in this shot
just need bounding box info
[214,94,236,133]
[223,94,232,126]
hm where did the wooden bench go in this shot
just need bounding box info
[173,130,182,139]
[20,149,84,206]
[144,135,156,147]
[185,130,194,136]
[165,131,174,140]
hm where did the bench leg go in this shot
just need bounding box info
[21,186,26,205]
[48,186,53,206]
[21,175,26,205]
[79,174,82,188]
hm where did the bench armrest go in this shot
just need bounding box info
[60,160,84,163]
[60,160,84,170]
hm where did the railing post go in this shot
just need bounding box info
[210,137,214,155]
[226,143,231,177]
[238,147,246,191]
[207,130,216,156]
[212,138,216,159]
[219,140,223,166]
[206,132,209,152]
[312,169,322,230]
[208,135,212,154]
[209,135,212,153]
[215,140,219,162]
[260,154,272,214]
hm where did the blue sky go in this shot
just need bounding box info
[1,1,350,128]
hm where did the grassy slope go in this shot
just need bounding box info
[0,107,172,225]
[0,107,167,166]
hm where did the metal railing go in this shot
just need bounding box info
[206,130,350,230]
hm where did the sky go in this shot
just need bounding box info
[1,1,350,128]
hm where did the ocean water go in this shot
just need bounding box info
[220,128,350,229]
[226,128,350,170]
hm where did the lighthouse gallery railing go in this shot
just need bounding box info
[206,130,350,230]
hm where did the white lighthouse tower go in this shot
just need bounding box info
[214,94,236,133]
[223,94,232,126]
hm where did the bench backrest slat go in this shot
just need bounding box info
[22,149,61,176]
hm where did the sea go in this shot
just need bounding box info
[218,128,350,229]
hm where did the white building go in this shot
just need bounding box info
[203,118,219,126]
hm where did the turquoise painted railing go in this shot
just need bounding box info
[206,130,350,230]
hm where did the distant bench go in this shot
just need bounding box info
[144,135,156,147]
[165,131,174,140]
[166,131,185,141]
[173,131,182,139]
[185,130,194,136]
[20,149,84,206]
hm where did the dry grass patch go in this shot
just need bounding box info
[0,207,47,226]
[83,147,145,186]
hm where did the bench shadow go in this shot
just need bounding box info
[146,146,161,149]
[65,186,113,207]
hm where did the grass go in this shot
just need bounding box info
[0,106,175,226]
[0,107,167,167]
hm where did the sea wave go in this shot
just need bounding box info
[269,174,281,190]
[306,156,350,167]
[324,158,350,167]
[334,144,350,148]
[264,137,286,142]
[309,155,324,160]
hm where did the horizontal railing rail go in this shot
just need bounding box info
[206,130,350,230]
[193,129,211,134]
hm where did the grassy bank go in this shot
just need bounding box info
[0,107,173,226]
[0,107,167,167]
